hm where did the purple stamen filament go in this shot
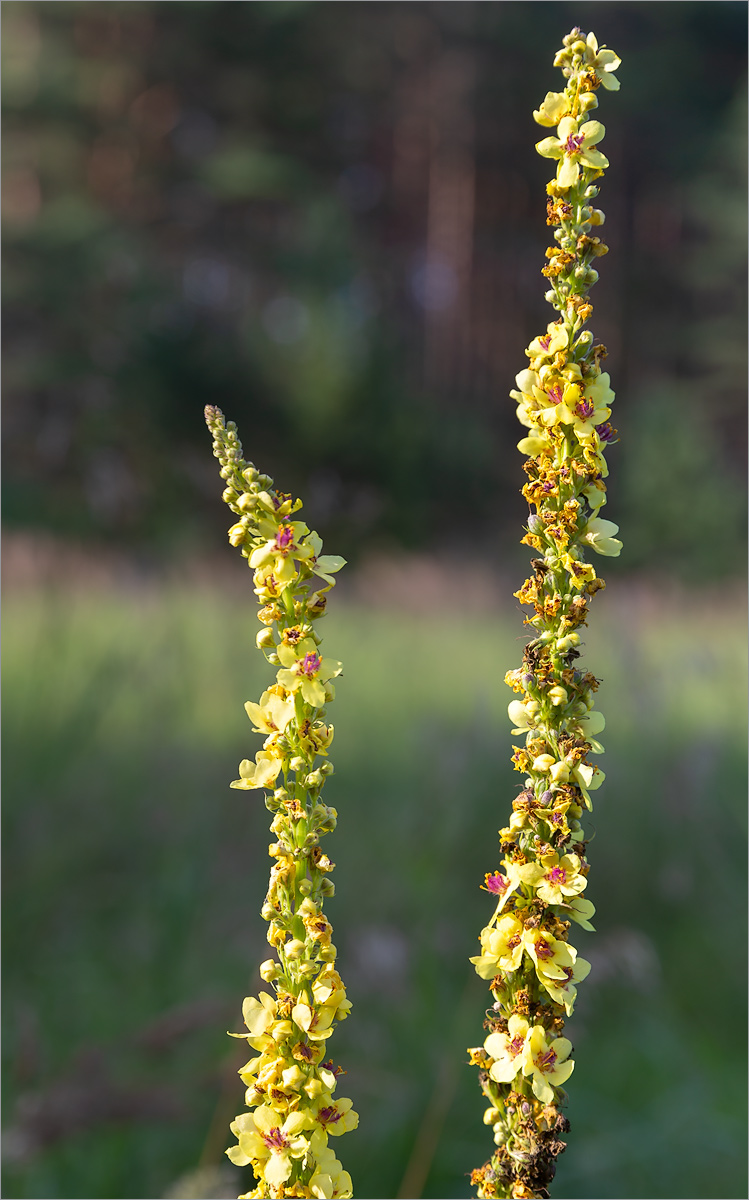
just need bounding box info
[275,525,294,551]
[299,652,322,677]
[485,873,508,895]
[547,386,563,405]
[564,133,586,155]
[319,1106,341,1126]
[262,1127,290,1151]
[537,1048,558,1072]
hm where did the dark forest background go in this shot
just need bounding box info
[3,0,747,577]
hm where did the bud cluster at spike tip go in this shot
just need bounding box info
[467,29,622,1200]
[205,405,356,1200]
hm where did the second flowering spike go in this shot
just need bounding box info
[205,405,357,1200]
[467,27,622,1200]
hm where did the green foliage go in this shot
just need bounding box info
[3,583,746,1198]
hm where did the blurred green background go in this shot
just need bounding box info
[2,3,747,1199]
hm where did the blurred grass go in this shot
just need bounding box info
[2,578,747,1199]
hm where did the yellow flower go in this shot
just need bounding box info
[308,1128,354,1198]
[536,117,609,190]
[231,748,284,791]
[579,517,622,556]
[276,639,343,708]
[521,1025,575,1103]
[541,954,592,1015]
[523,928,575,985]
[313,1095,359,1137]
[470,913,525,979]
[482,860,525,914]
[227,1106,310,1187]
[244,689,295,736]
[519,851,588,905]
[562,895,596,930]
[484,1014,531,1083]
[533,91,570,127]
[508,698,539,734]
[292,1001,337,1041]
[526,321,569,359]
[583,31,621,91]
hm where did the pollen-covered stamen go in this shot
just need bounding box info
[298,651,322,678]
[564,132,586,155]
[595,421,616,442]
[548,385,564,405]
[539,335,551,350]
[508,1035,526,1058]
[536,1048,558,1072]
[575,398,594,419]
[262,1126,291,1151]
[546,866,567,885]
[322,1059,346,1079]
[534,938,555,960]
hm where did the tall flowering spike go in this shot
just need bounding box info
[205,406,356,1200]
[468,29,621,1200]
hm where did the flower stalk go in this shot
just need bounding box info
[467,29,622,1200]
[205,405,356,1200]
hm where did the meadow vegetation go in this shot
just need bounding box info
[3,561,746,1198]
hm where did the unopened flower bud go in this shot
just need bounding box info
[256,628,275,649]
[259,959,280,982]
[284,939,305,960]
[527,514,544,534]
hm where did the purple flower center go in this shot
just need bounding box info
[547,866,567,885]
[539,335,551,350]
[576,398,594,419]
[509,1035,525,1057]
[299,652,322,677]
[537,1048,558,1072]
[275,524,294,551]
[547,386,564,405]
[595,421,615,442]
[319,1105,342,1126]
[262,1126,290,1151]
[485,872,509,895]
[564,133,586,156]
